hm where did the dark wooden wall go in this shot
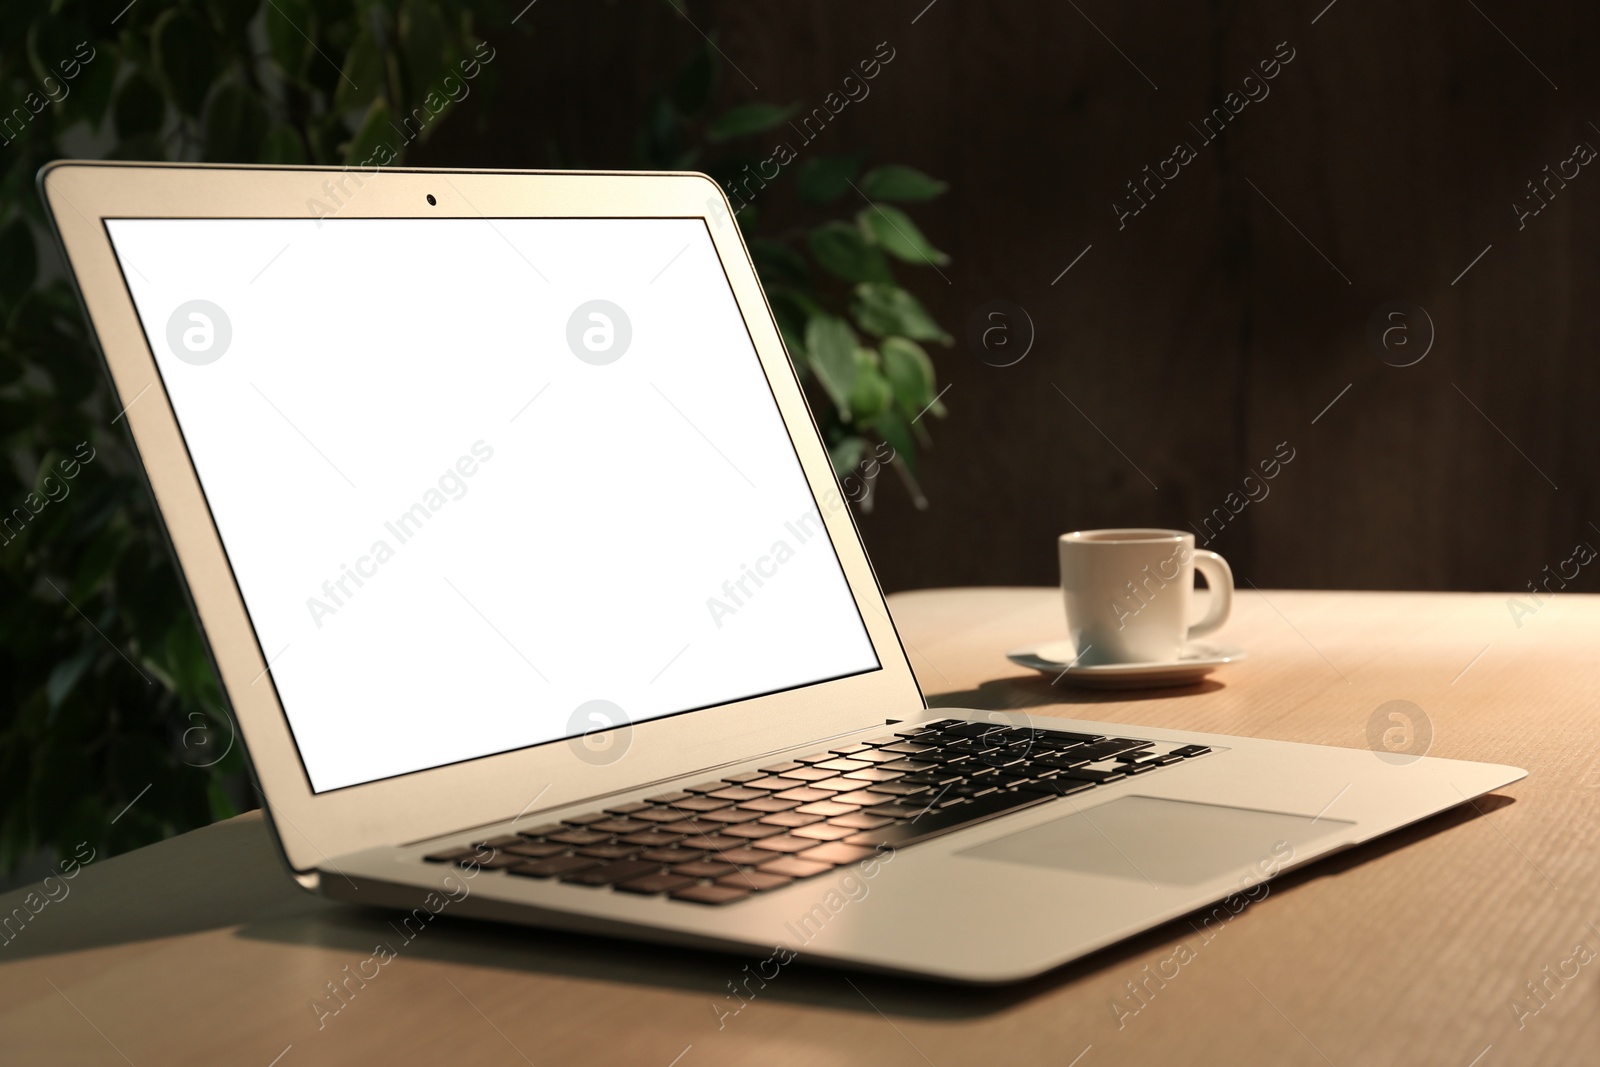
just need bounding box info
[426,0,1600,594]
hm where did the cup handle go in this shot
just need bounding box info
[1187,550,1233,639]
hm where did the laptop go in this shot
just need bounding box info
[41,162,1525,983]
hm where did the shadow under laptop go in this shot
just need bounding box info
[925,674,1226,711]
[224,793,1516,1020]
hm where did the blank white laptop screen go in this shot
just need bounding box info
[105,216,879,792]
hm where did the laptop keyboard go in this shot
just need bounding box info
[423,719,1212,905]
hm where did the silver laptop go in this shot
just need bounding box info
[42,162,1524,983]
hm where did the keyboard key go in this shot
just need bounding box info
[792,751,840,764]
[721,822,787,839]
[795,800,860,817]
[813,758,871,772]
[1016,779,1095,797]
[797,843,877,866]
[718,871,792,892]
[678,834,747,852]
[619,831,685,847]
[616,873,699,895]
[546,829,611,846]
[879,741,937,754]
[842,767,903,782]
[508,855,600,878]
[722,772,764,783]
[757,857,831,878]
[668,796,734,812]
[753,835,822,854]
[1171,744,1212,758]
[759,811,825,828]
[829,743,871,755]
[560,813,609,827]
[865,802,932,819]
[828,812,893,830]
[671,884,750,905]
[640,848,705,863]
[846,791,1050,849]
[715,847,778,865]
[604,802,650,815]
[631,808,694,824]
[743,776,809,792]
[708,787,769,802]
[660,820,715,835]
[423,847,480,863]
[673,860,742,878]
[1040,730,1102,746]
[1055,767,1124,784]
[737,797,800,813]
[863,735,901,746]
[881,758,936,772]
[848,749,904,764]
[465,853,527,870]
[803,778,860,794]
[792,824,854,841]
[478,835,525,849]
[831,790,885,806]
[590,818,651,834]
[1033,754,1091,770]
[785,766,844,782]
[516,823,566,839]
[698,808,763,824]
[758,761,804,774]
[577,844,640,860]
[869,781,933,796]
[646,792,695,804]
[684,780,732,794]
[561,860,663,886]
[774,787,834,803]
[505,842,567,859]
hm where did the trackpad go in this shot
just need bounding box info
[960,796,1354,887]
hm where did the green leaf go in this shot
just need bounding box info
[0,220,37,305]
[266,0,315,82]
[807,221,891,284]
[869,407,919,479]
[46,644,96,711]
[805,314,858,414]
[152,9,220,117]
[708,102,797,142]
[860,164,948,201]
[202,84,269,163]
[796,154,860,205]
[260,123,308,164]
[850,283,951,344]
[849,353,894,422]
[749,239,809,289]
[828,436,866,476]
[857,203,949,266]
[334,29,383,113]
[113,71,166,140]
[881,336,941,417]
[345,101,396,166]
[672,43,717,116]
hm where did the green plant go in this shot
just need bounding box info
[0,0,518,872]
[0,3,948,874]
[631,39,951,507]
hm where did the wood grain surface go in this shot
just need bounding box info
[1,588,1595,1066]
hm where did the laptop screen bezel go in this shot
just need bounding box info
[42,163,927,880]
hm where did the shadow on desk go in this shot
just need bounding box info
[0,793,1515,1020]
[927,673,1227,710]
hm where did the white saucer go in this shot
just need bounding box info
[1006,640,1247,689]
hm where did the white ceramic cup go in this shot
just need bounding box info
[1058,528,1233,665]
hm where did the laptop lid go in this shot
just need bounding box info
[41,163,924,883]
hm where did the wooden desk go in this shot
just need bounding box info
[3,588,1596,1066]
